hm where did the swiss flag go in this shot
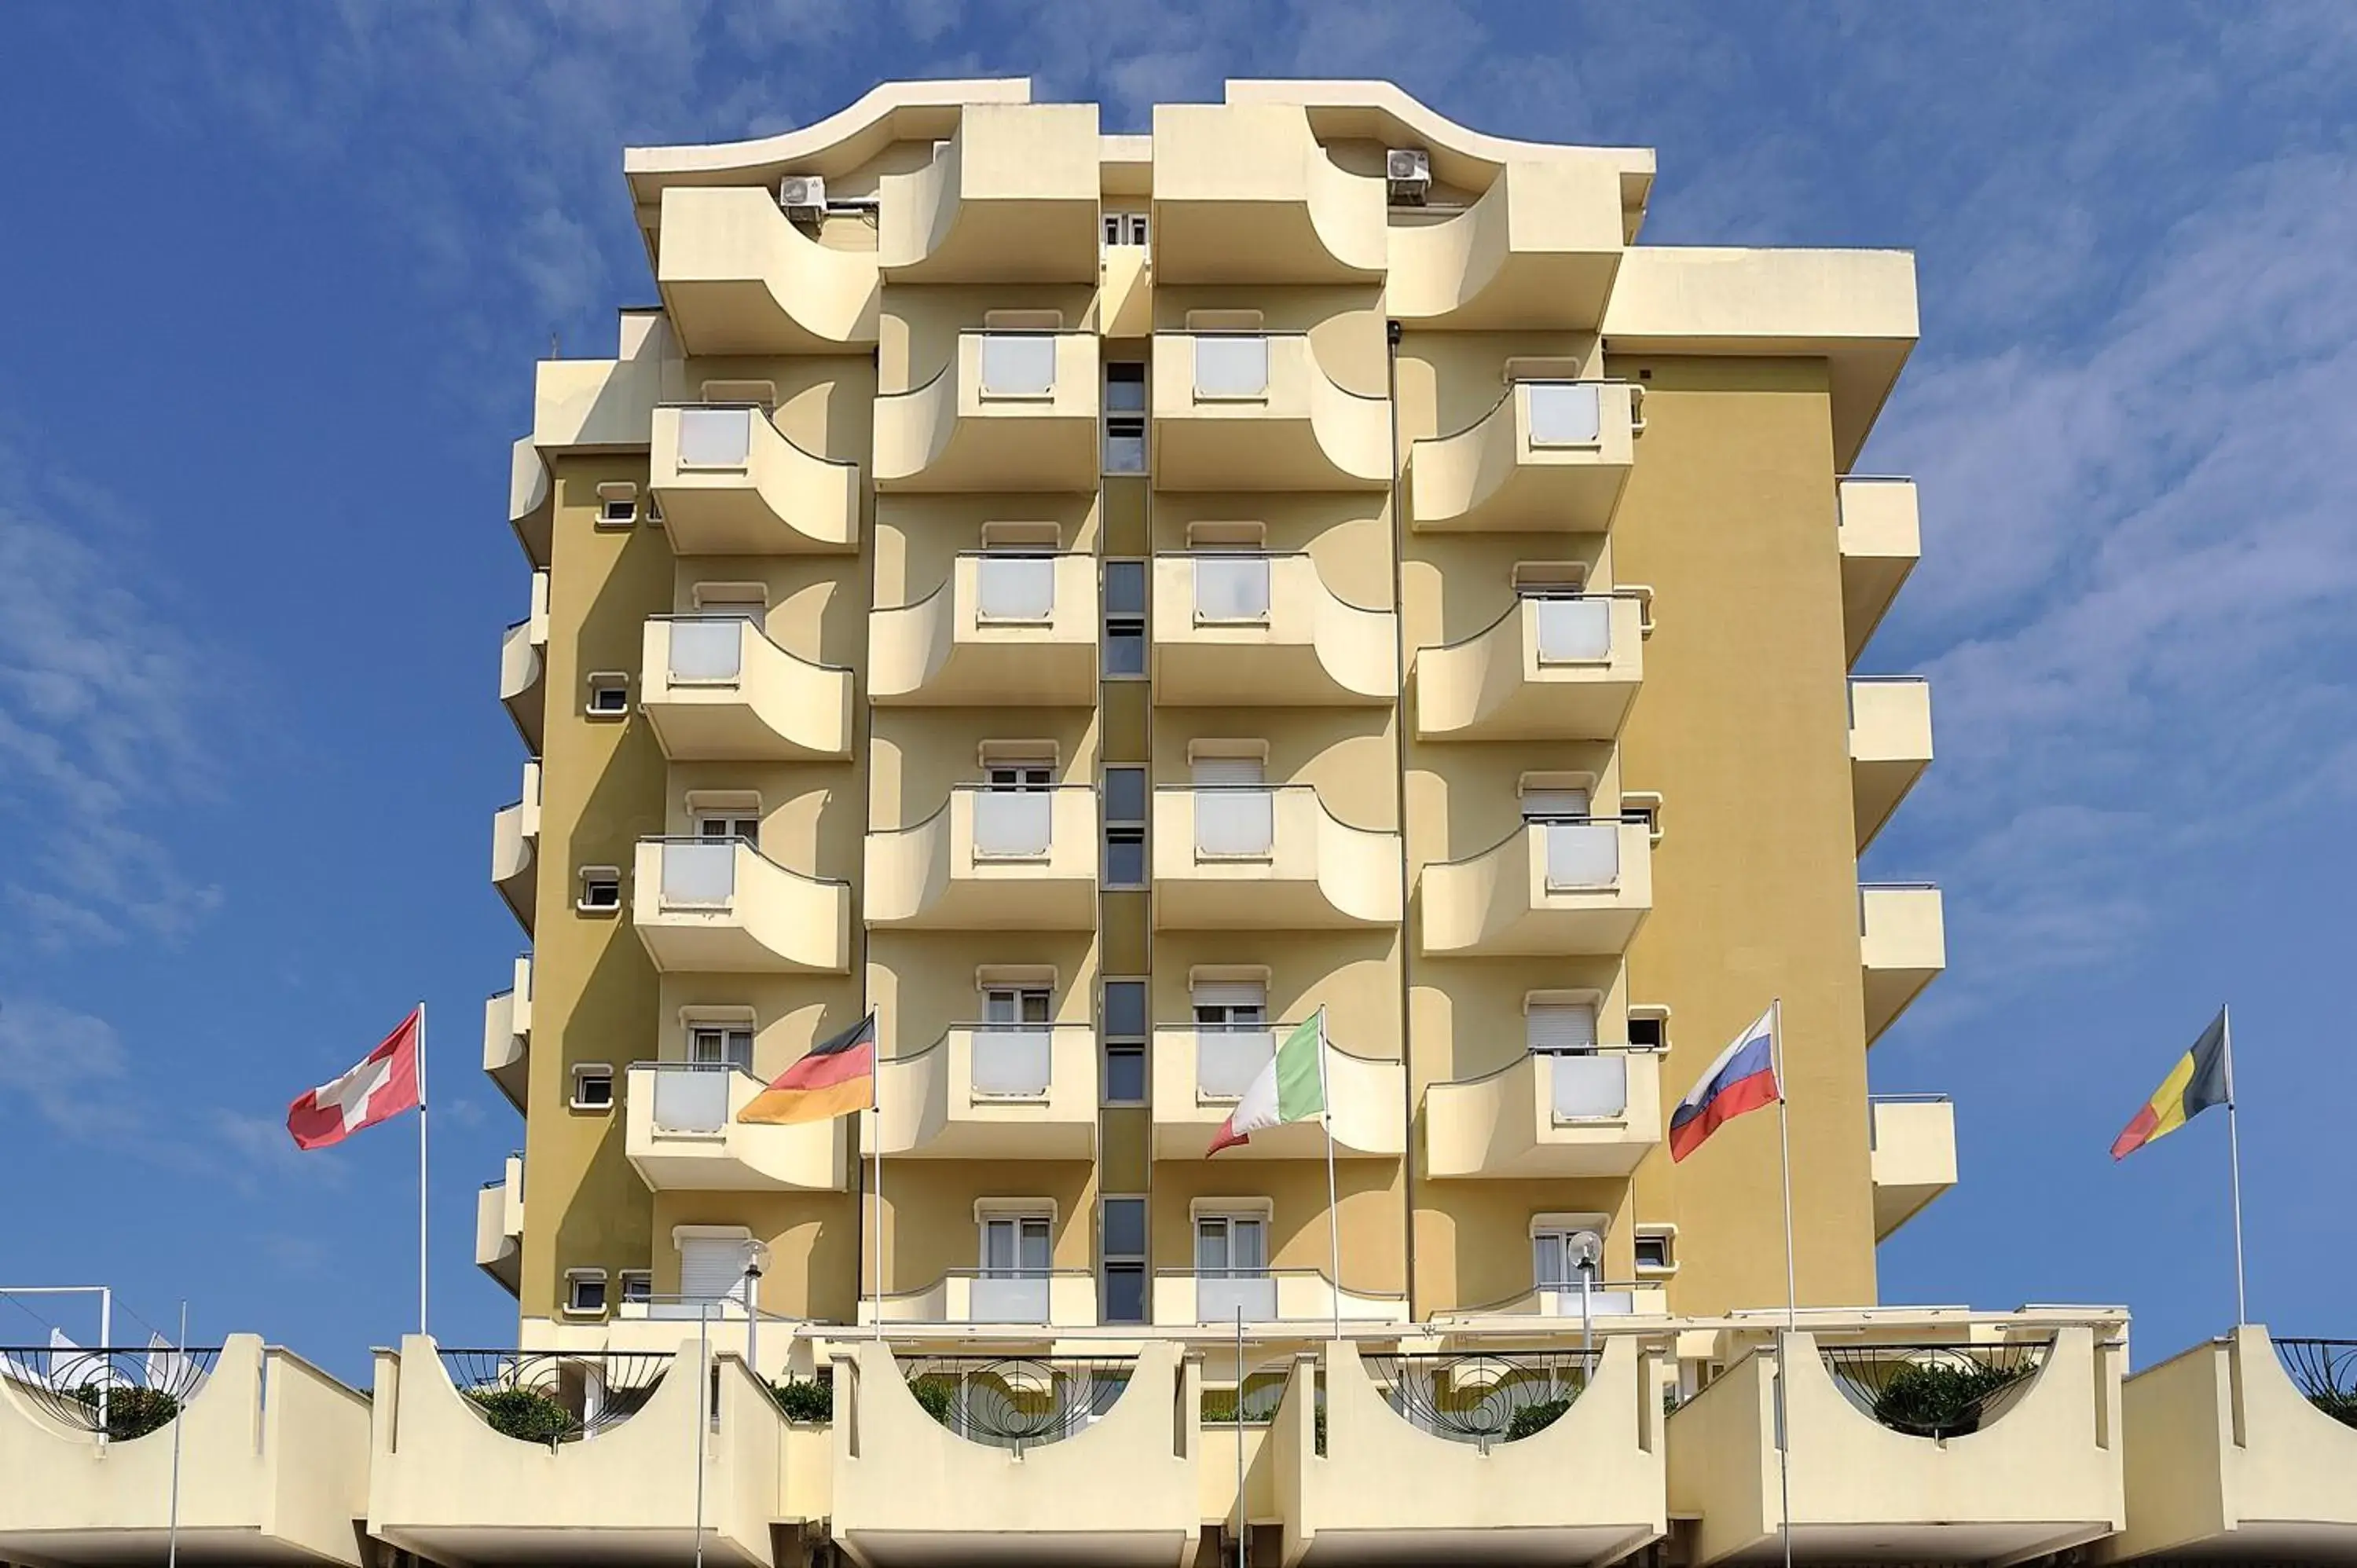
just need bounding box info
[287,1009,422,1151]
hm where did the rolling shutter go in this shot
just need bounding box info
[1526,1002,1599,1053]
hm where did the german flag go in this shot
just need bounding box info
[739,1013,875,1125]
[2111,1008,2231,1160]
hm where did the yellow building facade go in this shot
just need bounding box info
[9,77,2355,1568]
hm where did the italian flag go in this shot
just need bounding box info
[1208,1013,1327,1155]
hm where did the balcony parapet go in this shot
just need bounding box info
[874,331,1101,493]
[1868,1094,1957,1240]
[1849,676,1933,851]
[1149,102,1386,284]
[640,614,854,761]
[1860,883,1945,1045]
[1150,551,1398,706]
[869,551,1100,706]
[1384,159,1629,330]
[498,570,549,750]
[1419,818,1651,957]
[510,438,552,567]
[653,184,880,356]
[1414,592,1646,741]
[874,1023,1098,1160]
[648,404,861,555]
[481,954,531,1114]
[1838,476,1921,665]
[877,102,1102,283]
[1409,380,1643,531]
[864,786,1098,931]
[1150,1023,1404,1160]
[1425,1046,1664,1180]
[1150,333,1392,490]
[1153,1269,1410,1329]
[625,1063,847,1192]
[854,1271,1102,1330]
[474,1153,523,1296]
[1151,785,1402,929]
[489,760,541,934]
[631,837,852,975]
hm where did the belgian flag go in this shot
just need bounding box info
[739,1013,876,1125]
[2110,1008,2231,1160]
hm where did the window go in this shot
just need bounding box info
[689,1024,754,1072]
[1102,1196,1147,1323]
[1525,999,1598,1054]
[981,1212,1052,1277]
[983,985,1051,1025]
[570,1063,615,1110]
[1104,361,1147,473]
[1102,212,1149,247]
[1191,978,1266,1031]
[577,866,622,913]
[1519,783,1591,822]
[586,672,629,716]
[1102,561,1146,676]
[618,1269,653,1305]
[595,482,638,529]
[1623,791,1663,843]
[1628,1007,1670,1052]
[1532,1229,1602,1291]
[564,1269,610,1316]
[698,813,761,844]
[987,763,1052,793]
[1105,362,1146,412]
[1195,1213,1266,1278]
[1633,1229,1677,1274]
[1103,766,1146,887]
[1103,979,1146,1104]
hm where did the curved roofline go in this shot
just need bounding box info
[624,77,1032,191]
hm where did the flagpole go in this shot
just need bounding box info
[870,1016,884,1342]
[416,999,429,1340]
[2221,1003,2249,1326]
[1770,997,1796,1568]
[1316,1008,1342,1342]
[165,1300,185,1568]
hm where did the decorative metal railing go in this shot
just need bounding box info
[1362,1350,1597,1450]
[1819,1340,2048,1438]
[0,1344,219,1442]
[2275,1337,2357,1429]
[896,1354,1133,1453]
[438,1349,673,1449]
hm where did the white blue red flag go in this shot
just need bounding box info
[1669,1005,1781,1162]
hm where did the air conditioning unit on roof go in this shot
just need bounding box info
[778,175,827,220]
[1386,148,1431,205]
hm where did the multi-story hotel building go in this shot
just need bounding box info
[5,77,2353,1568]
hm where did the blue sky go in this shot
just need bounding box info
[1,2,2351,1382]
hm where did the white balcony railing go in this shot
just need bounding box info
[665,617,748,681]
[674,404,756,468]
[1549,1051,1630,1120]
[969,1024,1054,1098]
[977,332,1059,398]
[1193,335,1270,398]
[1195,1026,1277,1100]
[1193,787,1275,857]
[971,789,1054,858]
[1193,555,1272,621]
[658,838,737,903]
[974,555,1056,621]
[1527,381,1604,446]
[1531,595,1614,661]
[643,1063,734,1134]
[1543,819,1622,889]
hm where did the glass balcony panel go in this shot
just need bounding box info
[973,789,1054,857]
[1549,1053,1629,1120]
[661,840,737,903]
[676,405,753,468]
[1527,382,1602,446]
[649,1064,731,1134]
[1544,821,1620,890]
[1194,788,1274,856]
[971,1025,1053,1098]
[1197,1273,1277,1323]
[1532,595,1613,662]
[975,555,1056,620]
[1194,335,1270,398]
[970,1273,1051,1324]
[1540,1284,1637,1316]
[1193,556,1270,621]
[979,333,1058,397]
[1197,1028,1275,1099]
[667,619,744,681]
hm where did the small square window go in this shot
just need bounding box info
[586,672,629,716]
[1103,978,1147,1039]
[1634,1230,1677,1273]
[565,1269,610,1316]
[1105,827,1145,888]
[1103,623,1146,676]
[618,1269,653,1304]
[1103,768,1147,826]
[1104,1042,1146,1105]
[1628,1010,1669,1052]
[578,866,622,913]
[597,496,637,529]
[1103,560,1146,616]
[570,1064,615,1110]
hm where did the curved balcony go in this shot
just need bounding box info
[481,954,530,1114]
[874,1023,1098,1161]
[369,1339,790,1568]
[877,102,1100,282]
[1428,1282,1669,1324]
[474,1153,522,1297]
[624,1063,846,1192]
[869,552,1100,707]
[1861,884,1946,1045]
[1150,552,1398,706]
[856,1270,1101,1329]
[1149,101,1385,284]
[1424,1047,1664,1180]
[1151,333,1391,491]
[1667,1328,2124,1566]
[489,760,540,933]
[1414,594,1644,741]
[1149,1023,1403,1160]
[1839,476,1921,665]
[498,570,548,750]
[653,184,879,356]
[630,837,852,975]
[509,438,552,567]
[830,1341,1197,1563]
[1409,381,1641,532]
[1152,786,1402,929]
[1849,676,1934,851]
[648,404,861,555]
[1420,819,1651,958]
[0,1335,371,1568]
[865,786,1098,931]
[1870,1094,1957,1240]
[1274,1339,1666,1566]
[1152,1269,1409,1329]
[639,615,854,761]
[874,332,1100,493]
[2114,1326,2357,1559]
[1386,159,1629,331]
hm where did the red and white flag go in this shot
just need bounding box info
[287,1009,422,1151]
